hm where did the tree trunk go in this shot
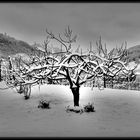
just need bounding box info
[71,86,80,106]
[0,63,1,81]
[111,77,113,88]
[103,75,106,88]
[18,84,24,94]
[24,84,31,100]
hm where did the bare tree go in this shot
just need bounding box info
[89,37,137,88]
[44,27,135,106]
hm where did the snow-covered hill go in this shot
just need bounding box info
[0,33,36,59]
[0,82,140,137]
[126,45,140,63]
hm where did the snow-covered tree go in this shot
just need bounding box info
[1,27,137,106]
[43,27,136,106]
[89,37,137,88]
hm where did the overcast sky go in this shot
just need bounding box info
[0,3,140,51]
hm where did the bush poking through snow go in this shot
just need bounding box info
[65,103,95,114]
[84,103,95,112]
[38,99,51,109]
[65,105,84,114]
[24,95,30,100]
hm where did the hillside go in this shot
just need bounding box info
[126,45,140,63]
[1,32,140,64]
[0,33,35,58]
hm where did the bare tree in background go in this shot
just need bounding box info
[89,37,137,89]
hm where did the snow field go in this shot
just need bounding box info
[0,82,140,137]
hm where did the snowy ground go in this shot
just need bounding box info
[0,82,140,137]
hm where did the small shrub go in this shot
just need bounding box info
[65,105,84,114]
[24,95,30,100]
[84,102,95,112]
[38,99,51,109]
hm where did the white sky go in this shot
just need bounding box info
[0,3,140,50]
